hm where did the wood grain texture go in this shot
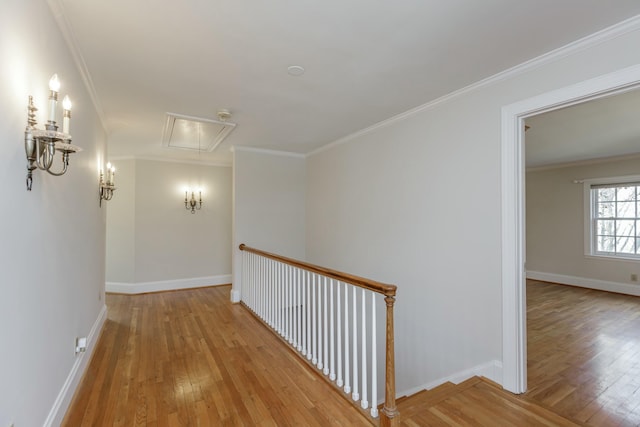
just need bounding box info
[398,377,581,426]
[63,286,373,426]
[239,244,396,296]
[526,280,640,426]
[397,280,640,426]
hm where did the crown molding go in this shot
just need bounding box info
[231,145,306,159]
[46,0,109,134]
[111,155,232,167]
[309,14,640,158]
[526,151,640,173]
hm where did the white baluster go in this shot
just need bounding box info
[249,253,253,309]
[240,251,245,304]
[284,265,289,341]
[302,270,307,354]
[317,274,323,371]
[312,273,317,365]
[337,281,343,387]
[292,267,297,347]
[275,262,278,329]
[263,257,267,320]
[330,279,336,381]
[297,269,302,351]
[252,254,257,313]
[344,283,351,394]
[278,263,282,335]
[323,277,329,376]
[361,288,368,410]
[288,266,293,344]
[259,256,264,318]
[264,257,268,319]
[245,252,249,307]
[352,286,359,401]
[252,254,257,311]
[371,291,378,418]
[269,259,274,328]
[271,260,275,328]
[305,271,313,360]
[256,256,261,316]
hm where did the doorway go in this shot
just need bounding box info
[501,64,640,394]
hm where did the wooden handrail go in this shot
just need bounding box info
[239,244,397,297]
[239,243,399,426]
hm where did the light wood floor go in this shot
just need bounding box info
[398,376,581,426]
[63,285,372,426]
[64,281,640,426]
[526,280,640,426]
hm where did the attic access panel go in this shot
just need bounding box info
[162,113,236,152]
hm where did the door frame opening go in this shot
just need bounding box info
[501,64,640,393]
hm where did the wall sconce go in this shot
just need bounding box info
[24,74,81,190]
[185,189,202,214]
[99,163,116,206]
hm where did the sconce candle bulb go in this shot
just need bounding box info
[48,74,60,123]
[62,96,72,134]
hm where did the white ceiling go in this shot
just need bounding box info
[52,0,640,165]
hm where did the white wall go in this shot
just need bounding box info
[0,1,107,425]
[305,23,640,395]
[106,159,232,292]
[527,156,640,295]
[232,148,306,300]
[106,158,135,283]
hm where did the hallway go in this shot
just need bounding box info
[63,285,372,426]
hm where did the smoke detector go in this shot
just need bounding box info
[162,111,236,152]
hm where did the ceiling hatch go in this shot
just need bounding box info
[162,112,236,152]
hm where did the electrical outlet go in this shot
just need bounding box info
[631,274,638,282]
[75,337,87,354]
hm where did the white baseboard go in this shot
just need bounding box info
[106,274,232,294]
[44,304,107,427]
[396,360,502,399]
[527,271,640,297]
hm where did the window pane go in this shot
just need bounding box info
[597,220,615,236]
[597,202,615,218]
[597,236,615,253]
[616,236,635,254]
[617,202,635,218]
[597,188,615,202]
[617,186,636,202]
[617,220,635,237]
[591,183,640,258]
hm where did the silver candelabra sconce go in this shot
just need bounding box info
[185,189,202,214]
[24,74,81,190]
[99,163,116,206]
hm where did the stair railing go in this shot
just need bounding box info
[238,244,398,426]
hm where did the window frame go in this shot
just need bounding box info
[584,175,640,261]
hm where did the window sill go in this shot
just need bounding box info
[585,253,640,263]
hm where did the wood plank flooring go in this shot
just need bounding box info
[62,286,372,426]
[398,377,581,426]
[64,281,640,426]
[526,280,640,426]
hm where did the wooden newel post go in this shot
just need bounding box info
[380,293,399,427]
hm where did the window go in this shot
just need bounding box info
[588,179,640,259]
